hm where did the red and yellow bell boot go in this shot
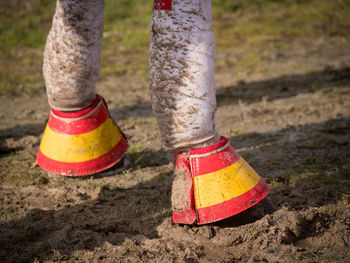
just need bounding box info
[172,136,270,225]
[36,95,128,176]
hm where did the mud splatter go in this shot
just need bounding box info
[43,0,104,111]
[149,0,219,149]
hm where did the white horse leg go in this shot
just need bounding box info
[43,0,104,111]
[149,0,220,150]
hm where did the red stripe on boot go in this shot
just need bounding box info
[37,137,128,176]
[196,179,270,225]
[48,101,108,135]
[154,0,171,10]
[190,145,240,176]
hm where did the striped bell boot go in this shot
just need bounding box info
[37,95,128,176]
[172,136,270,225]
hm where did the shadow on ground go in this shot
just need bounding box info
[1,66,349,144]
[0,116,349,262]
[107,66,350,121]
[0,123,45,158]
[216,66,350,106]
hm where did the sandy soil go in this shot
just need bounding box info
[0,38,350,262]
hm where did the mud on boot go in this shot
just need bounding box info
[171,136,271,225]
[37,95,128,176]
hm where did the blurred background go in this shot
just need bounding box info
[1,0,349,95]
[1,2,350,262]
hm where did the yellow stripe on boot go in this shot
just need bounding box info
[193,158,261,209]
[40,117,122,163]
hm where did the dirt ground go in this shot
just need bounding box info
[1,35,350,262]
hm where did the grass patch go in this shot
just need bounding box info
[119,238,136,257]
[1,168,45,186]
[213,0,350,73]
[127,141,148,167]
[132,117,156,128]
[0,152,47,185]
[275,168,350,188]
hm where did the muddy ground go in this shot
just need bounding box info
[1,36,350,262]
